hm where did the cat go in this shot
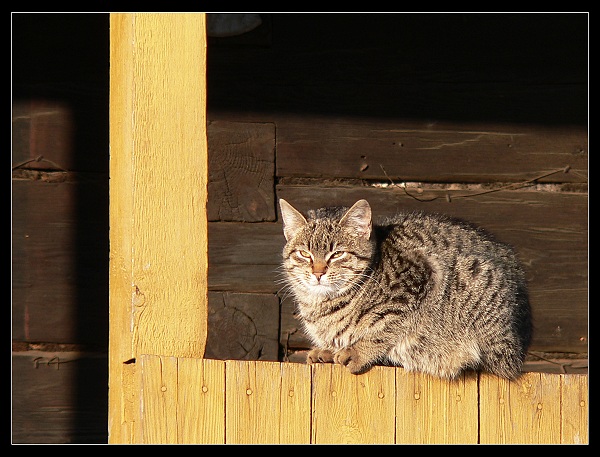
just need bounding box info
[279,198,532,379]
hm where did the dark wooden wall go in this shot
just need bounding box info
[12,13,587,443]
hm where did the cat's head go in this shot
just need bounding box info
[279,199,374,302]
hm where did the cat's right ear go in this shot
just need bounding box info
[279,199,308,241]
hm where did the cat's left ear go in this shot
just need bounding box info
[280,199,308,241]
[340,199,372,239]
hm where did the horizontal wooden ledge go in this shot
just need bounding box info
[275,117,588,183]
[135,355,588,444]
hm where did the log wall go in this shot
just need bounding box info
[12,13,587,443]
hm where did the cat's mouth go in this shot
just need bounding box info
[304,276,340,298]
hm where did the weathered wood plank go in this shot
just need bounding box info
[12,178,108,344]
[276,117,587,183]
[560,374,588,444]
[12,97,108,173]
[311,364,395,444]
[479,372,562,444]
[207,120,276,221]
[137,356,226,444]
[205,292,280,361]
[395,369,478,444]
[208,222,283,293]
[12,351,107,444]
[225,360,277,443]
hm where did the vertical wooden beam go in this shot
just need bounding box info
[108,13,208,443]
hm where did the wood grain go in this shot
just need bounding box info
[108,13,208,444]
[560,374,588,444]
[206,292,280,361]
[224,360,311,444]
[311,364,396,444]
[176,357,225,444]
[129,356,588,444]
[12,178,108,343]
[207,121,276,221]
[479,372,562,444]
[276,117,587,183]
[11,352,107,443]
[396,369,478,444]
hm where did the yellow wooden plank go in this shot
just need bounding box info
[561,374,588,444]
[395,368,478,444]
[225,360,282,443]
[176,358,225,444]
[311,364,395,444]
[223,360,311,444]
[479,372,562,444]
[279,362,312,444]
[138,355,179,444]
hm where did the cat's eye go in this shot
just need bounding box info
[297,250,312,259]
[330,251,345,260]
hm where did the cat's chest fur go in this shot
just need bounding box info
[295,247,429,353]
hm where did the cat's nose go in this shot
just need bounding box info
[313,262,327,282]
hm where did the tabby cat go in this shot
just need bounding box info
[279,198,532,379]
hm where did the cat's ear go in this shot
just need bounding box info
[340,199,372,239]
[279,199,308,241]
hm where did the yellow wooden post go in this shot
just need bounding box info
[108,13,208,443]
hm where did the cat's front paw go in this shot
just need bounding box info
[334,348,370,374]
[307,348,334,364]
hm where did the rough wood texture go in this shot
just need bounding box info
[207,121,276,221]
[208,221,282,293]
[560,374,589,444]
[12,94,108,173]
[276,117,587,183]
[12,178,108,344]
[205,292,280,361]
[134,356,587,444]
[108,13,208,444]
[11,352,107,444]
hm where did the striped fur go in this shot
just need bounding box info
[279,199,532,379]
